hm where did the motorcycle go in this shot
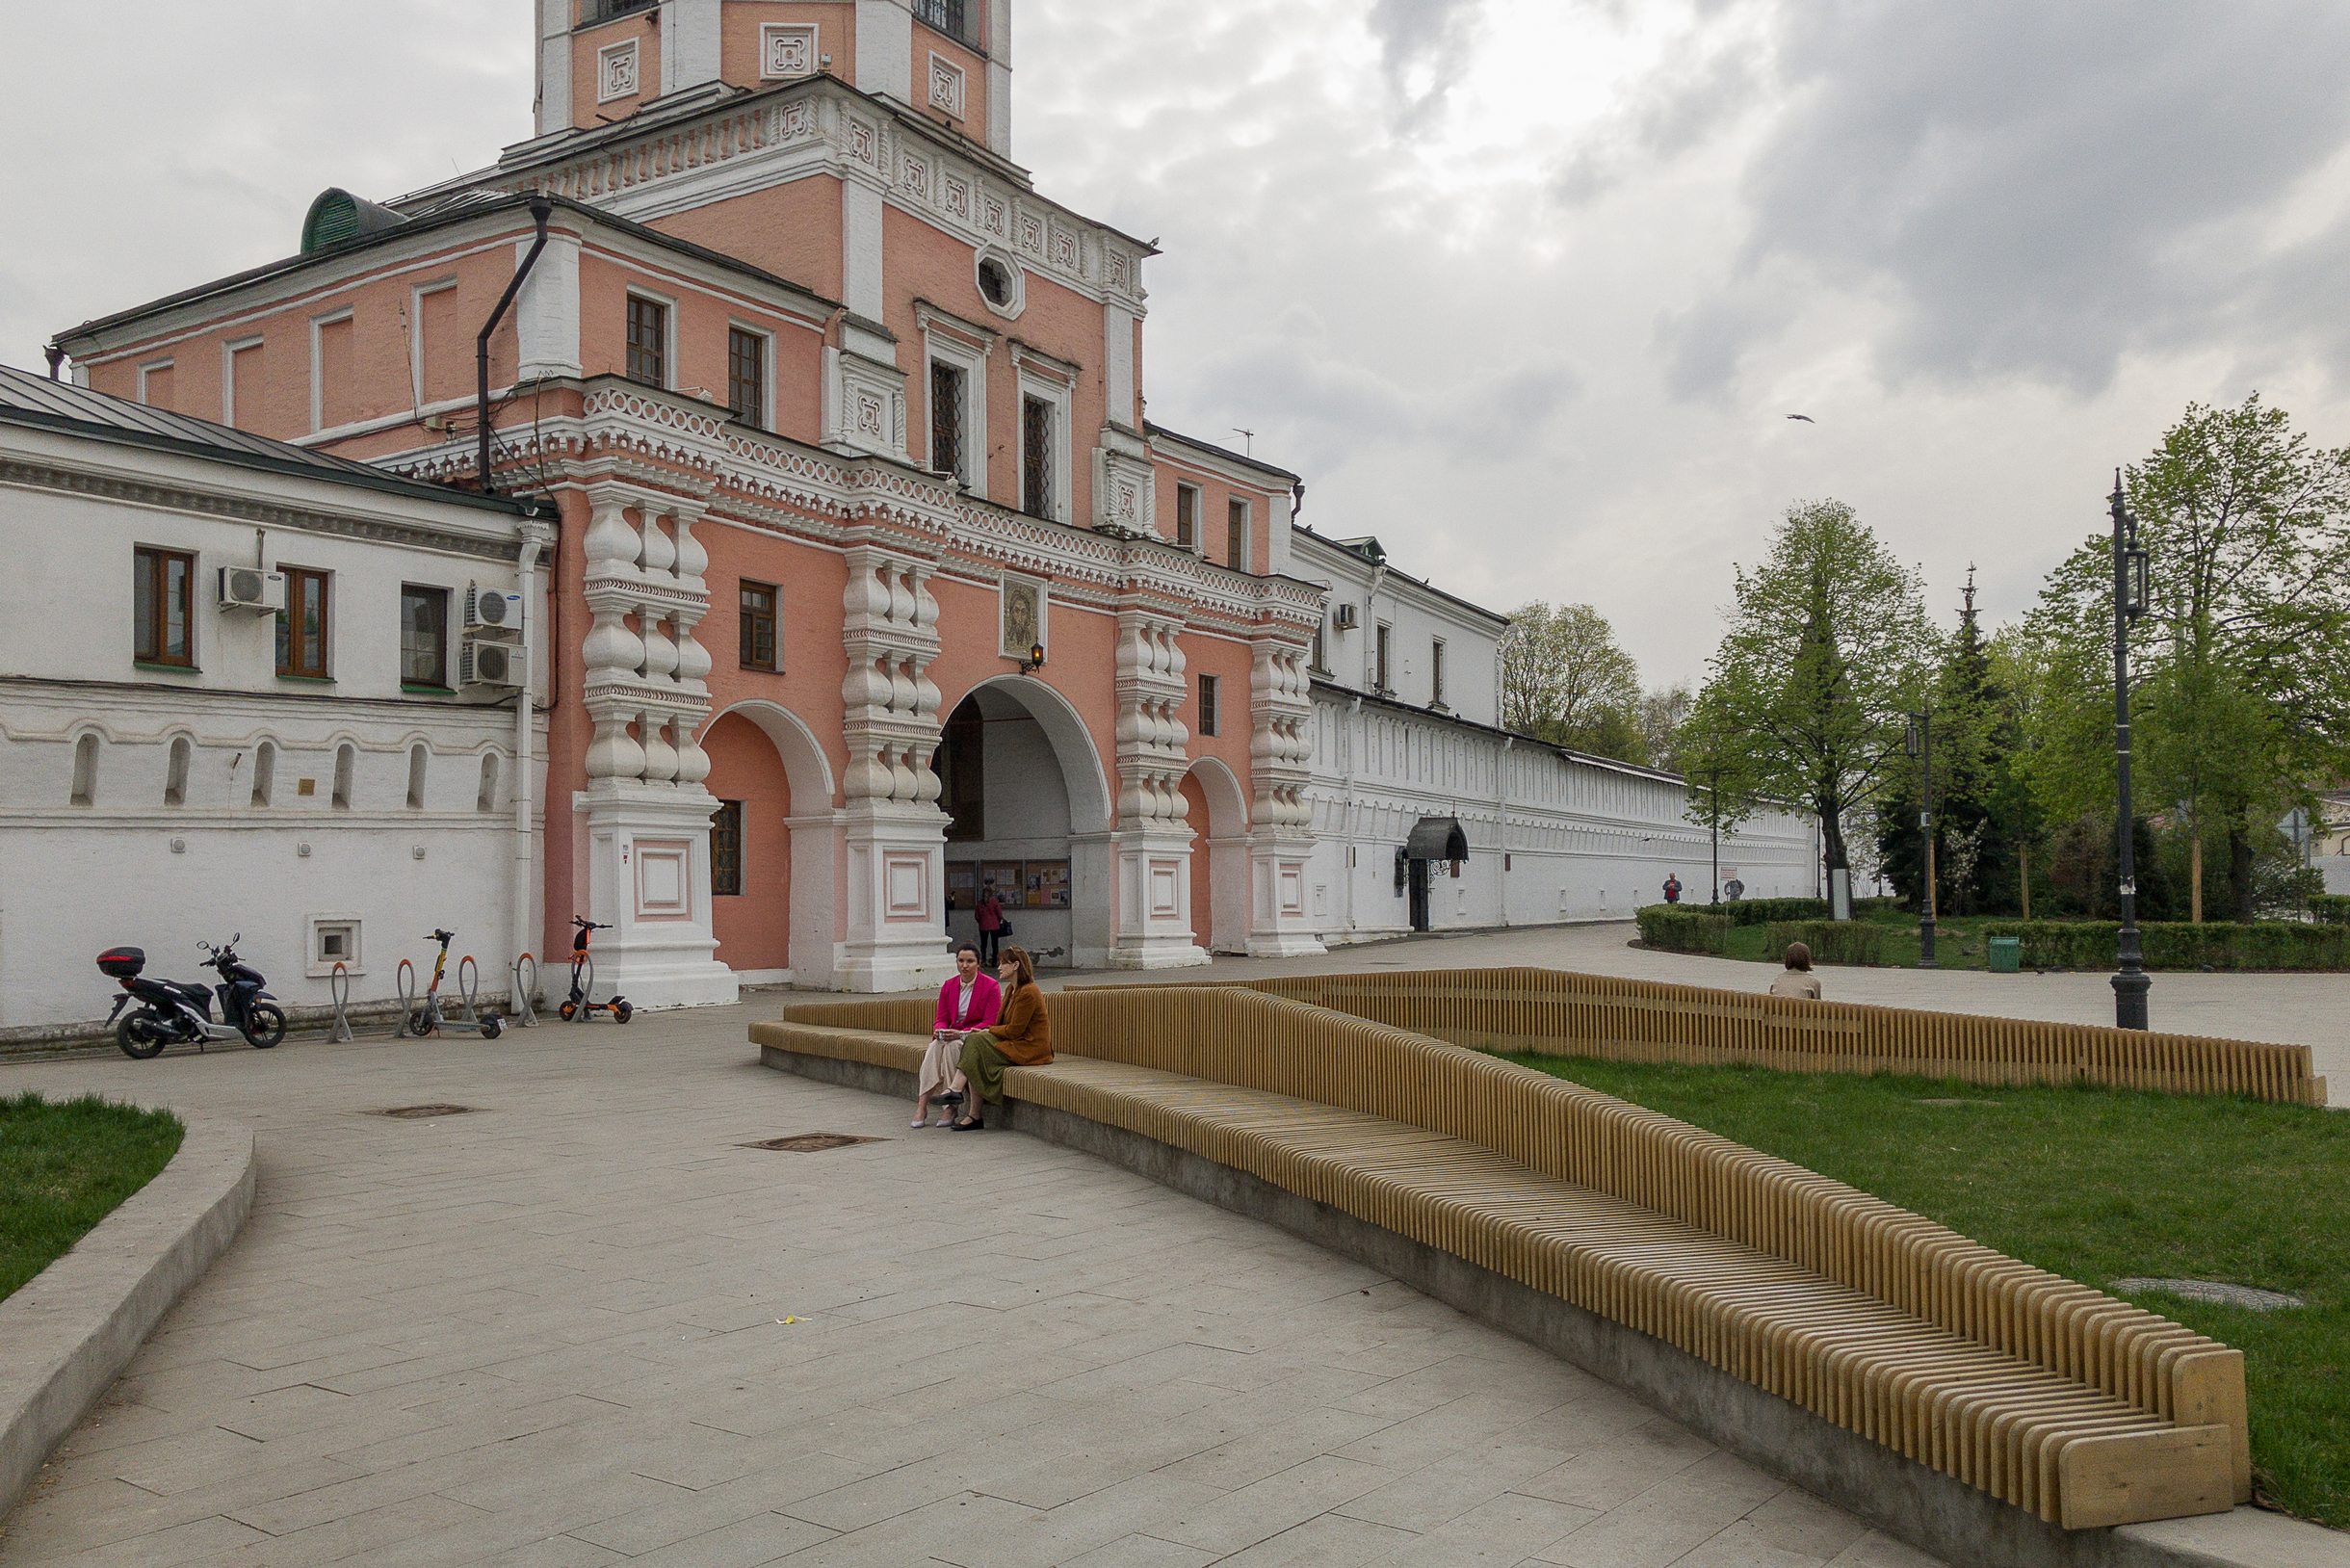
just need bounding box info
[99,936,287,1060]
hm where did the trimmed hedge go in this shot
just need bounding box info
[1763,920,1886,967]
[1978,920,2350,971]
[2311,894,2350,927]
[1720,897,1832,927]
[1636,905,1728,954]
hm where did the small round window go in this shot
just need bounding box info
[974,250,1024,319]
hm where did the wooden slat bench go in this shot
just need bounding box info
[1082,967,2327,1106]
[752,986,2251,1540]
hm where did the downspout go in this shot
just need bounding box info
[514,502,557,981]
[477,195,554,493]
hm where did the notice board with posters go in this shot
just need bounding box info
[980,862,1026,906]
[1028,860,1072,907]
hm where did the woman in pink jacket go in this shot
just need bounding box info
[914,944,1002,1127]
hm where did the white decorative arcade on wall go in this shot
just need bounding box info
[575,482,737,1008]
[1110,610,1208,969]
[1247,636,1324,957]
[837,539,953,992]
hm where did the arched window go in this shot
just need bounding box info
[332,743,355,810]
[477,751,500,812]
[165,737,192,806]
[406,744,429,810]
[250,742,275,808]
[70,734,98,807]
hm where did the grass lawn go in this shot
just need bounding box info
[0,1092,184,1304]
[1501,1053,2350,1529]
[1719,907,2014,970]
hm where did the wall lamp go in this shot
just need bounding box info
[1019,641,1046,676]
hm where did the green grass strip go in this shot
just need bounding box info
[1501,1053,2350,1529]
[0,1092,184,1304]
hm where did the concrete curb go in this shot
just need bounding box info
[0,1110,256,1522]
[760,1045,2350,1568]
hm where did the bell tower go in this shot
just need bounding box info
[535,1,1013,160]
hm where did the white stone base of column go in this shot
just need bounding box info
[1246,844,1327,959]
[575,782,739,1009]
[1108,829,1213,970]
[836,803,954,995]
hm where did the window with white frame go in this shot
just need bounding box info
[626,293,670,388]
[306,914,363,978]
[222,336,263,431]
[923,323,988,489]
[1016,367,1072,523]
[1174,483,1201,550]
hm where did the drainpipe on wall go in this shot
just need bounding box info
[476,196,554,493]
[513,504,556,979]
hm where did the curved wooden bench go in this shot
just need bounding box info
[1082,966,2327,1105]
[754,986,2250,1536]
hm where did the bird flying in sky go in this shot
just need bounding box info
[1786,414,1815,423]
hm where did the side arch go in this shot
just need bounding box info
[1184,755,1250,954]
[699,699,843,987]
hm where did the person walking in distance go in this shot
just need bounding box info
[975,885,1005,966]
[1662,874,1682,904]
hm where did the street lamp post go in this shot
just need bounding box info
[1906,712,1936,969]
[2109,472,2152,1030]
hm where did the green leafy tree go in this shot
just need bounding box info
[1639,683,1693,774]
[2018,395,2350,920]
[1877,575,2035,915]
[1693,500,1938,902]
[1500,601,1647,762]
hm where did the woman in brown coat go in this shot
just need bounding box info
[949,947,1050,1130]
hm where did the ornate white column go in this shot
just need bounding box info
[1246,635,1326,957]
[835,541,952,992]
[1107,612,1210,969]
[573,483,736,1008]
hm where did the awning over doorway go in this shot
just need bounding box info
[1404,816,1469,862]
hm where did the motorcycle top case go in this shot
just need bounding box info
[97,947,146,978]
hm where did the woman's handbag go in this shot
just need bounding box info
[998,920,1013,939]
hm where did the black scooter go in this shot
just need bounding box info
[99,936,287,1059]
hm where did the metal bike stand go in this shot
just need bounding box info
[394,958,418,1038]
[511,954,538,1027]
[457,956,480,1024]
[570,954,594,1021]
[329,961,356,1042]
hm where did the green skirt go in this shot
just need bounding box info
[959,1033,1013,1106]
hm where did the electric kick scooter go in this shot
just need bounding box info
[560,918,634,1023]
[406,929,506,1038]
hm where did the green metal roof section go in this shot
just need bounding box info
[300,189,410,255]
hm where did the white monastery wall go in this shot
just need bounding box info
[0,415,542,1031]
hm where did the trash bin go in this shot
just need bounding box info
[1986,936,2021,974]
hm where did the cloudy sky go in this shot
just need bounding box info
[12,0,2350,687]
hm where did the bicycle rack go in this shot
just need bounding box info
[328,961,356,1042]
[511,954,538,1027]
[394,957,421,1037]
[456,956,480,1023]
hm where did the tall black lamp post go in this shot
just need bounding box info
[1906,712,1936,968]
[2109,473,2153,1029]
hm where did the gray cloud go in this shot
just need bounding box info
[1708,0,2350,394]
[1366,0,1488,134]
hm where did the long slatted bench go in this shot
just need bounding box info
[752,986,2252,1548]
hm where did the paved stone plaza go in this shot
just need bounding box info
[0,980,1936,1568]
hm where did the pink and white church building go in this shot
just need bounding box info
[42,0,1818,1013]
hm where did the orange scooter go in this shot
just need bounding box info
[559,917,634,1023]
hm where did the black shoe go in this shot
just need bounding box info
[938,1091,964,1107]
[951,1116,985,1131]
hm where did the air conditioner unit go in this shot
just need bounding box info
[218,566,286,614]
[464,582,523,632]
[1331,603,1358,630]
[458,635,527,691]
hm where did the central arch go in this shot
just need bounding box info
[937,675,1113,968]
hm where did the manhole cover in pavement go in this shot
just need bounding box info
[742,1133,886,1153]
[379,1104,474,1119]
[2111,1278,2306,1312]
